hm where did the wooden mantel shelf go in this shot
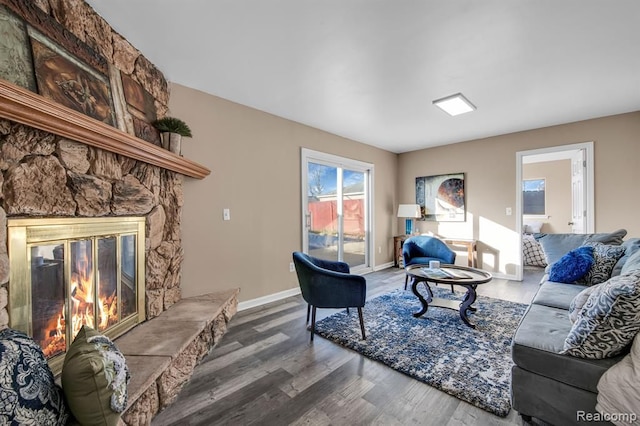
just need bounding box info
[0,79,210,179]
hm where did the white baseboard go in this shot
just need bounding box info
[491,272,518,281]
[374,261,395,271]
[238,263,396,311]
[237,287,301,312]
[238,265,515,312]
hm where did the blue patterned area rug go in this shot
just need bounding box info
[313,288,529,417]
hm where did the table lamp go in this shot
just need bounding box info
[397,204,421,235]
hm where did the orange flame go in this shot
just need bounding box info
[41,243,120,358]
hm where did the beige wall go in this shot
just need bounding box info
[523,160,571,234]
[170,84,398,302]
[398,111,640,278]
[170,80,638,299]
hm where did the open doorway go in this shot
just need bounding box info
[515,142,594,280]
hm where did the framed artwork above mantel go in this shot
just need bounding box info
[0,5,210,179]
[416,173,466,222]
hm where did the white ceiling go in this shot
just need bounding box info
[86,1,640,154]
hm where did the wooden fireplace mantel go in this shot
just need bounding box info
[0,79,210,179]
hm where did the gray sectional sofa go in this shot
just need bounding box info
[511,230,640,425]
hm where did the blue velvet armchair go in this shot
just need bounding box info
[402,236,456,289]
[292,252,367,342]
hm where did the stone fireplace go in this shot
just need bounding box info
[7,216,146,375]
[0,0,207,334]
[0,114,189,316]
[0,2,239,423]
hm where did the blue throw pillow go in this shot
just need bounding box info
[549,246,594,283]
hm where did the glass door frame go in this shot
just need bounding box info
[301,148,374,274]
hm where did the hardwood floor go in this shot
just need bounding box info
[152,267,546,426]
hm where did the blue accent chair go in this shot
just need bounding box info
[292,252,367,342]
[402,236,457,289]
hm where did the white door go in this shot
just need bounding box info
[570,149,586,234]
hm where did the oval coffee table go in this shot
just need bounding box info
[405,264,492,328]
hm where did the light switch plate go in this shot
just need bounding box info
[223,208,230,220]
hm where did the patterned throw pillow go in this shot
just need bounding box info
[562,270,640,359]
[579,242,626,286]
[523,234,547,267]
[621,249,640,275]
[568,283,602,323]
[549,246,594,283]
[0,328,68,425]
[61,325,130,426]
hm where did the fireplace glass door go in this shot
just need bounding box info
[31,242,65,359]
[9,217,145,374]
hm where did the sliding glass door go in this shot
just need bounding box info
[301,149,373,273]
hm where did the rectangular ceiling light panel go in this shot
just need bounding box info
[433,93,476,116]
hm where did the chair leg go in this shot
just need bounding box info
[306,304,310,324]
[310,306,316,342]
[357,307,366,340]
[346,307,350,314]
[404,274,408,290]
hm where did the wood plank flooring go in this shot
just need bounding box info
[152,267,547,426]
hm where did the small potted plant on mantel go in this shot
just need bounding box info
[152,116,193,156]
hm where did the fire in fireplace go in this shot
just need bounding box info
[7,217,146,374]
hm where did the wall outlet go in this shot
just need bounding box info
[289,262,295,272]
[506,207,512,216]
[378,246,382,254]
[223,208,230,220]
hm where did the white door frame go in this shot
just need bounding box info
[570,149,587,234]
[301,148,375,274]
[515,141,594,280]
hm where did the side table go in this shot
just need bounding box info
[443,238,477,268]
[393,235,409,267]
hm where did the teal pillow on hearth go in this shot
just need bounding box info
[549,246,594,283]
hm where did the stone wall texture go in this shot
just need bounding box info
[0,118,184,322]
[0,0,179,329]
[0,4,233,425]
